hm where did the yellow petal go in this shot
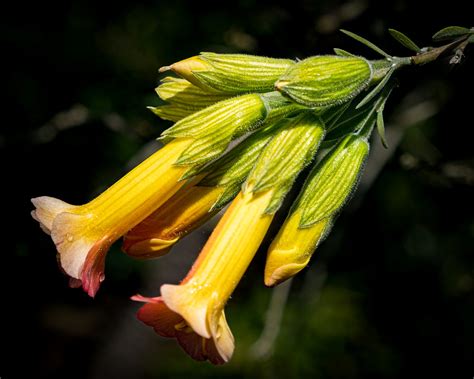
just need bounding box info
[265,210,330,287]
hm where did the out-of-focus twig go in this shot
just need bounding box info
[249,279,293,360]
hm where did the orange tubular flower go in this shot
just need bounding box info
[122,183,225,259]
[31,139,191,297]
[134,189,274,364]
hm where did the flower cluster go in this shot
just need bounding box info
[32,50,393,363]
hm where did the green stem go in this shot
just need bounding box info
[410,36,470,65]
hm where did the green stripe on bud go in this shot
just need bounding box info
[298,134,369,227]
[162,53,295,94]
[156,77,230,108]
[149,77,232,122]
[148,104,193,122]
[275,55,373,107]
[198,122,284,211]
[162,91,302,167]
[244,112,326,214]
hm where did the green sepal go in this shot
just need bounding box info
[156,76,230,108]
[175,132,234,166]
[190,52,295,93]
[259,91,306,124]
[199,121,282,187]
[276,55,373,107]
[148,104,194,122]
[432,26,473,41]
[245,112,326,213]
[209,184,241,212]
[388,29,421,52]
[264,180,293,214]
[162,94,265,139]
[196,121,286,211]
[298,134,369,227]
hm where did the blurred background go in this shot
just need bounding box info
[2,0,473,378]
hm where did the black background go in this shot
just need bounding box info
[2,1,473,378]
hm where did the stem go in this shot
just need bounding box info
[410,36,470,65]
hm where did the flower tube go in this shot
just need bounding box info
[123,120,284,258]
[31,138,192,297]
[134,189,275,364]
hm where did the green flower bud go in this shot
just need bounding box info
[149,77,231,122]
[156,76,230,108]
[275,55,373,107]
[162,91,302,168]
[161,53,295,94]
[298,133,370,227]
[245,112,326,213]
[198,121,285,211]
[148,104,193,123]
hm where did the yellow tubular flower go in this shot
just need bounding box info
[264,210,331,287]
[122,184,226,259]
[134,189,274,364]
[31,138,191,297]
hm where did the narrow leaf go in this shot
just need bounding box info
[376,111,388,148]
[356,68,394,109]
[388,29,421,52]
[340,29,391,58]
[432,26,472,41]
[333,48,357,57]
[323,101,353,130]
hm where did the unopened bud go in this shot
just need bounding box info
[275,56,372,107]
[161,53,295,94]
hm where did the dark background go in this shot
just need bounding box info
[2,0,473,378]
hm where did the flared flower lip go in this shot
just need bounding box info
[132,294,233,365]
[31,138,192,297]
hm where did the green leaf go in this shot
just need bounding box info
[388,29,421,52]
[432,26,472,41]
[376,111,388,148]
[356,67,394,109]
[333,48,357,57]
[324,107,373,142]
[340,29,391,58]
[321,101,353,130]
